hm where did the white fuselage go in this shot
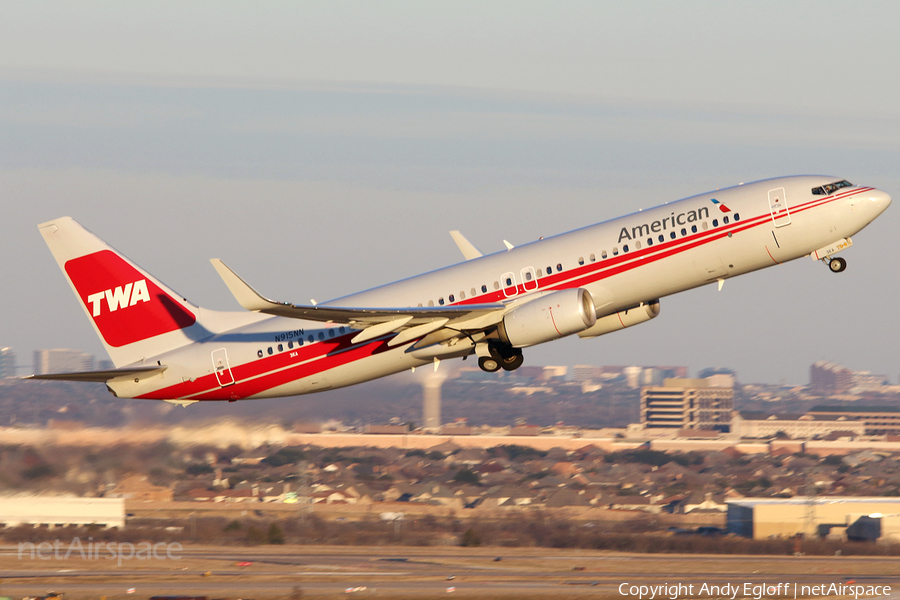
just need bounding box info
[108,175,890,401]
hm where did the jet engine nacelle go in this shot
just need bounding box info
[498,288,597,348]
[577,300,660,338]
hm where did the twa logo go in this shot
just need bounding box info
[87,280,151,316]
[65,250,196,347]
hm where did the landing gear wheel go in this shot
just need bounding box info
[828,257,847,273]
[500,349,524,371]
[478,356,501,373]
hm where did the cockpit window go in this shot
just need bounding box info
[812,180,852,195]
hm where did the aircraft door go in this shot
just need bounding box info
[768,187,792,227]
[211,348,235,386]
[501,272,519,297]
[521,266,538,291]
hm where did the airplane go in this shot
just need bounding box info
[29,175,890,405]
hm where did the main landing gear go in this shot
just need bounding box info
[825,256,847,273]
[477,343,524,373]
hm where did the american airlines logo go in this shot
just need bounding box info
[86,279,151,316]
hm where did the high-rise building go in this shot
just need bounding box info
[32,349,94,375]
[640,378,733,432]
[809,361,854,394]
[0,347,15,378]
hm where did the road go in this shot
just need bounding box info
[2,545,899,599]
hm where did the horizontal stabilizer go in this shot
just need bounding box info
[25,366,167,383]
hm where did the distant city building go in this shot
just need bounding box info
[698,367,736,379]
[33,349,94,375]
[810,360,854,394]
[0,347,15,378]
[623,366,642,388]
[851,371,889,393]
[542,366,567,380]
[640,378,733,432]
[572,365,603,383]
[621,366,688,388]
[731,412,865,439]
[808,406,900,436]
[705,373,735,388]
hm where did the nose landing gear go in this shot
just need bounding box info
[825,256,847,273]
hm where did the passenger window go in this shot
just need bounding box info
[470,288,476,296]
[460,291,466,299]
[691,225,697,233]
[601,250,608,258]
[537,269,543,276]
[481,285,488,293]
[449,294,455,302]
[589,253,595,262]
[318,332,325,340]
[288,341,294,349]
[556,263,562,271]
[277,344,283,352]
[701,222,708,230]
[613,247,619,256]
[439,297,445,305]
[257,350,264,358]
[670,232,676,239]
[428,300,434,306]
[308,335,314,342]
[493,281,500,290]
[681,228,687,236]
[578,257,584,266]
[734,213,740,221]
[298,338,304,346]
[647,238,652,246]
[623,245,629,252]
[524,271,533,281]
[340,326,345,333]
[505,277,512,286]
[723,216,730,224]
[267,347,273,355]
[658,235,664,243]
[712,219,718,227]
[546,266,553,273]
[329,329,335,338]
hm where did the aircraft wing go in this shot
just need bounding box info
[211,259,506,329]
[25,366,167,383]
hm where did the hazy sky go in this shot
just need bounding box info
[1,1,898,385]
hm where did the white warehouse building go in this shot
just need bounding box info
[0,496,125,528]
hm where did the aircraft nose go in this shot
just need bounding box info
[868,188,892,215]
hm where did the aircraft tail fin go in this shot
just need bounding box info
[38,217,243,368]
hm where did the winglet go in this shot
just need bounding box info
[210,259,279,312]
[503,240,514,251]
[449,231,483,260]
